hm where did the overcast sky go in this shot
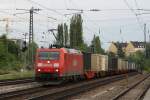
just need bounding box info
[0,0,150,50]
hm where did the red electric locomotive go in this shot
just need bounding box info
[35,47,84,81]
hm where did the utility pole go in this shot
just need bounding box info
[16,7,40,67]
[148,29,150,43]
[149,35,150,43]
[27,7,41,67]
[144,23,147,57]
[29,7,39,67]
[29,7,34,45]
[120,28,123,42]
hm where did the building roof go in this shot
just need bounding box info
[113,42,128,49]
[130,41,145,48]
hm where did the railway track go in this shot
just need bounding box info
[28,72,137,100]
[0,72,138,100]
[112,74,150,100]
[0,78,34,86]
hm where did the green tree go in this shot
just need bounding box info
[91,35,104,54]
[0,41,6,68]
[116,42,125,58]
[0,35,23,71]
[0,35,7,52]
[127,51,145,70]
[144,59,150,72]
[123,43,150,72]
[8,40,20,58]
[57,24,64,46]
[64,23,69,46]
[108,52,116,57]
[146,43,150,58]
[70,14,84,49]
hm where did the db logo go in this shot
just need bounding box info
[73,59,78,66]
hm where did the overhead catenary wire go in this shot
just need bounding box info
[26,0,64,16]
[123,0,143,31]
[134,0,140,10]
[1,0,150,46]
[134,0,145,24]
[83,24,109,44]
[1,7,58,32]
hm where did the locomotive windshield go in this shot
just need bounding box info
[39,51,60,60]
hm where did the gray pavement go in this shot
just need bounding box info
[143,88,150,100]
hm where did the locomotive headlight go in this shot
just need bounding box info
[55,69,59,72]
[38,69,41,72]
[53,63,59,68]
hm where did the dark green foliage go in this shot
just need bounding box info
[108,52,116,57]
[115,42,125,58]
[55,14,105,53]
[78,43,88,52]
[57,24,64,46]
[127,51,144,65]
[144,43,150,72]
[0,35,25,72]
[8,40,20,57]
[56,23,69,47]
[144,59,150,72]
[64,23,69,46]
[91,35,104,54]
[146,43,150,58]
[70,14,84,49]
[0,41,7,68]
[127,50,150,72]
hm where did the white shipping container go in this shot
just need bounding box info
[122,60,127,70]
[100,55,108,71]
[118,58,123,70]
[91,54,101,71]
[126,61,128,70]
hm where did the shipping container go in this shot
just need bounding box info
[83,52,91,71]
[118,58,122,70]
[125,61,128,70]
[91,54,101,71]
[128,62,131,70]
[128,61,133,70]
[122,60,126,70]
[108,57,118,71]
[133,63,136,70]
[100,55,108,71]
[131,63,135,70]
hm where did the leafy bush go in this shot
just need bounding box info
[0,35,23,73]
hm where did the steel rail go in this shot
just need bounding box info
[28,73,137,100]
[0,78,34,86]
[111,74,150,100]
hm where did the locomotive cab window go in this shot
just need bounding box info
[39,51,60,60]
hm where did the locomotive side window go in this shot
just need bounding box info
[39,52,60,60]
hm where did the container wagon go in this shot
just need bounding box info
[108,57,118,75]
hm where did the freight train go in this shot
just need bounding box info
[35,46,138,81]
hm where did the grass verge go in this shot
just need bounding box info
[0,70,34,80]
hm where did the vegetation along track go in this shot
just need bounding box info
[27,72,137,100]
[112,74,150,100]
[0,78,34,86]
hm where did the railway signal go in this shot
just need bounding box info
[16,7,41,67]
